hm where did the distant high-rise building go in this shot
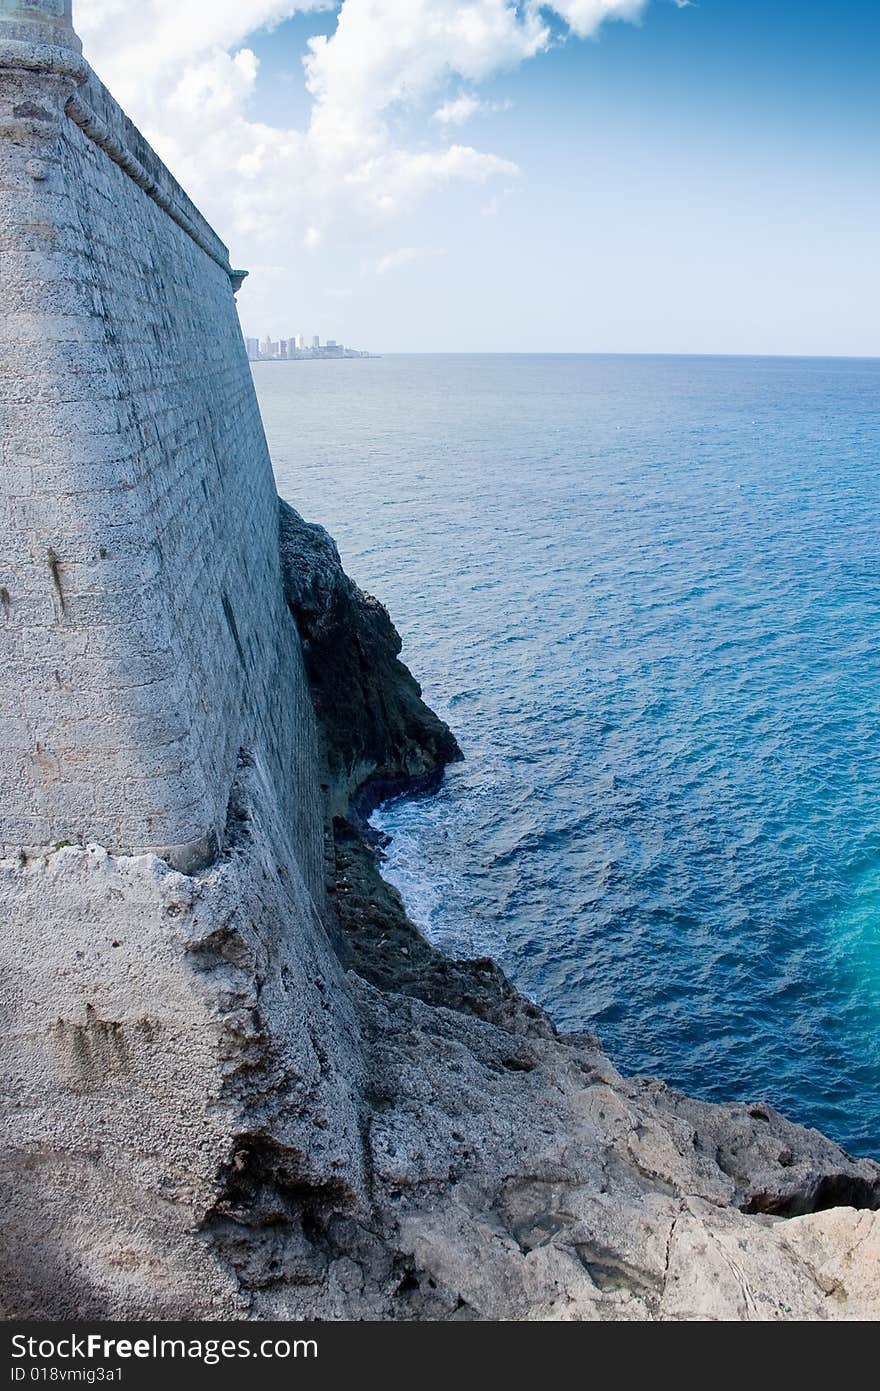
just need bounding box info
[245,332,369,362]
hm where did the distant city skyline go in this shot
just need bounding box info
[78,1,880,357]
[244,332,372,362]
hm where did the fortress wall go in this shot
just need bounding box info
[0,40,323,892]
[0,14,363,1313]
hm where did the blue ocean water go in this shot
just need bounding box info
[259,354,880,1158]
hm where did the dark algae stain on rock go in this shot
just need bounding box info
[330,815,552,1039]
[279,498,462,819]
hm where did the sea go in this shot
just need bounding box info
[259,353,880,1158]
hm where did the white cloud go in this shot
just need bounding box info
[77,0,335,83]
[433,93,512,125]
[433,93,483,125]
[538,1,648,40]
[73,1,660,268]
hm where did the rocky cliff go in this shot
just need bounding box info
[197,505,880,1319]
[279,500,462,820]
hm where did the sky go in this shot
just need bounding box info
[75,1,880,355]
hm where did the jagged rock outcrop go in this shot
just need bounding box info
[338,976,880,1321]
[279,499,462,819]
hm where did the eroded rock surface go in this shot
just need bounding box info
[279,499,462,821]
[347,971,880,1321]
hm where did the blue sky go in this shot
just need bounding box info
[79,0,880,354]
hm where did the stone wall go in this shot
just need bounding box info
[0,16,322,890]
[0,10,361,1311]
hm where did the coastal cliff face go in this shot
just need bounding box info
[261,506,880,1321]
[2,4,878,1322]
[279,500,462,820]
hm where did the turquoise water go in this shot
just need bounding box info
[259,354,880,1157]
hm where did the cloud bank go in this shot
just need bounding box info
[75,0,657,258]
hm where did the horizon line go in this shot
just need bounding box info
[249,349,880,362]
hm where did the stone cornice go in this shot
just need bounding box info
[0,39,246,295]
[0,37,87,81]
[65,93,242,289]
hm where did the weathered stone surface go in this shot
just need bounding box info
[0,755,365,1320]
[0,1,82,54]
[0,34,321,889]
[7,779,877,1321]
